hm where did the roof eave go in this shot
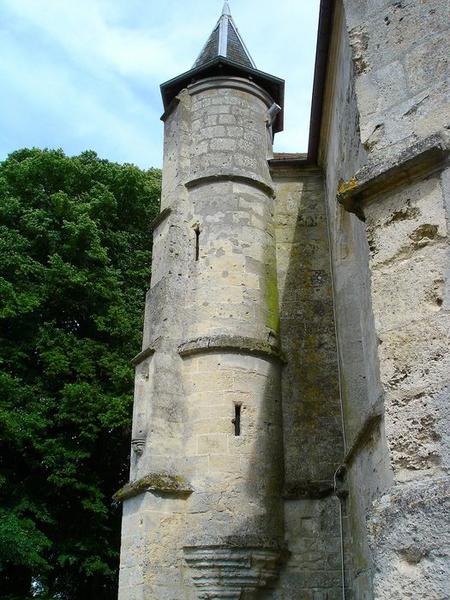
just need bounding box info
[307,0,335,164]
[160,57,285,133]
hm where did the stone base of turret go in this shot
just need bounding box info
[183,545,284,599]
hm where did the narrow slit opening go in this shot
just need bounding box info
[194,225,200,261]
[233,404,241,437]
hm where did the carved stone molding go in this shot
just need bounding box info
[185,173,275,199]
[337,133,449,219]
[187,76,274,110]
[130,345,155,367]
[178,335,286,364]
[183,545,282,599]
[150,206,172,232]
[113,472,193,502]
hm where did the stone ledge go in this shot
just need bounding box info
[178,335,286,364]
[113,472,193,502]
[269,161,320,179]
[150,207,171,232]
[344,411,383,468]
[337,133,449,220]
[283,480,334,500]
[187,76,274,109]
[131,345,155,367]
[185,174,275,198]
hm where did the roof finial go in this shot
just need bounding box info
[222,1,231,16]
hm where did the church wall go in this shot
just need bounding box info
[318,2,393,598]
[319,0,450,598]
[268,165,343,598]
[118,1,449,597]
[362,170,450,600]
[343,0,449,166]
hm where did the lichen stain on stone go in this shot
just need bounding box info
[408,223,439,243]
[386,201,420,224]
[113,472,193,502]
[263,248,280,335]
[426,279,444,309]
[398,546,428,565]
[363,123,385,152]
[338,177,358,197]
[349,26,371,75]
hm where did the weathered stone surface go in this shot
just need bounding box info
[119,75,286,599]
[119,2,450,598]
[367,478,450,600]
[272,165,343,488]
[113,473,193,502]
[338,133,449,218]
[178,334,285,363]
[344,0,450,165]
[272,498,343,599]
[319,6,390,596]
[318,2,450,598]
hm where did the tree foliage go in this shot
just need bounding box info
[0,148,161,599]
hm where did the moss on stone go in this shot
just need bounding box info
[265,266,280,334]
[113,472,193,502]
[338,176,358,196]
[178,335,286,363]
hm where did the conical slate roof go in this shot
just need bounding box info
[193,2,256,70]
[160,1,285,133]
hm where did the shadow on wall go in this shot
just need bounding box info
[231,168,346,597]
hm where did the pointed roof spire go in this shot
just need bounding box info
[222,1,231,16]
[193,3,256,70]
[160,1,285,134]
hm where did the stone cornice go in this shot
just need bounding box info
[185,173,275,198]
[337,133,450,220]
[113,472,193,502]
[131,345,155,367]
[150,207,172,232]
[269,161,321,179]
[187,76,274,108]
[160,96,181,122]
[343,411,383,469]
[178,335,286,364]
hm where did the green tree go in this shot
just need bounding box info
[0,148,161,599]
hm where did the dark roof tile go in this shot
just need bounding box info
[193,2,255,70]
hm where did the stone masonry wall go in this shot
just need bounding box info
[320,0,450,598]
[344,0,449,167]
[268,163,343,599]
[119,78,287,600]
[362,170,450,600]
[273,166,343,489]
[319,3,393,597]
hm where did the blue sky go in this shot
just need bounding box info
[0,0,320,169]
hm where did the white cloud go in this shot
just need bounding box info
[1,0,183,78]
[0,0,320,166]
